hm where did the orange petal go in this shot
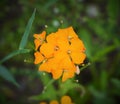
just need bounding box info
[70,38,85,52]
[39,61,51,73]
[39,102,47,104]
[67,26,78,39]
[61,96,73,104]
[56,28,68,40]
[62,70,74,82]
[34,31,46,50]
[40,43,54,58]
[50,100,59,104]
[46,33,57,44]
[34,51,44,64]
[49,57,63,79]
[60,55,76,82]
[57,40,69,52]
[57,27,78,41]
[39,57,59,73]
[34,31,46,39]
[61,54,76,72]
[52,68,63,80]
[34,39,41,50]
[70,52,86,64]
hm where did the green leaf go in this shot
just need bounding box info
[111,78,120,96]
[19,9,36,50]
[30,73,57,101]
[0,65,19,87]
[87,19,108,40]
[79,29,93,59]
[0,49,30,64]
[107,0,120,20]
[93,45,116,62]
[88,86,106,99]
[43,0,58,10]
[80,62,91,71]
[111,78,120,89]
[58,79,85,97]
[100,70,108,91]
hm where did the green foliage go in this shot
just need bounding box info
[0,65,19,87]
[111,78,120,93]
[0,49,30,64]
[107,0,120,20]
[79,29,93,59]
[19,9,36,50]
[0,9,36,89]
[30,73,57,101]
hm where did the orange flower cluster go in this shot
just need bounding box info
[34,26,86,82]
[40,95,74,104]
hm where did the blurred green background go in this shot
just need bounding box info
[0,0,120,104]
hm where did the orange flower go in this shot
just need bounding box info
[34,31,46,50]
[39,51,76,82]
[34,26,86,82]
[49,95,74,104]
[61,96,73,104]
[50,100,59,104]
[56,27,86,65]
[40,102,47,104]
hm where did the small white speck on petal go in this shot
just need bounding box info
[75,65,80,75]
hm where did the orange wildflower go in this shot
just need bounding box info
[50,100,59,104]
[34,26,86,82]
[34,31,46,50]
[61,96,73,104]
[49,95,74,104]
[40,102,47,104]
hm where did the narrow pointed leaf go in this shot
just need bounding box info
[0,49,30,64]
[19,9,36,49]
[0,65,19,87]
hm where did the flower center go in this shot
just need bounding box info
[63,69,68,72]
[54,46,59,51]
[67,50,71,54]
[68,36,73,45]
[43,58,48,63]
[68,35,73,40]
